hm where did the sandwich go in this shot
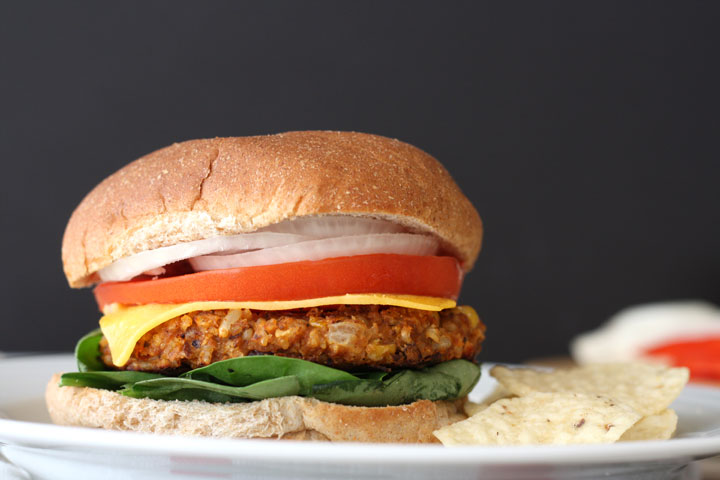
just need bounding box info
[46,131,485,443]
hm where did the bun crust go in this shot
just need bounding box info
[46,374,465,443]
[62,131,482,287]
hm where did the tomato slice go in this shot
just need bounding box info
[94,254,463,310]
[644,337,720,381]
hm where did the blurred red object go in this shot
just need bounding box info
[644,338,720,382]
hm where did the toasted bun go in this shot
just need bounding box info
[62,131,482,287]
[46,374,465,442]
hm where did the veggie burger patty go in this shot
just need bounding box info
[100,305,486,373]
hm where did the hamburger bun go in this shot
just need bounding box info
[51,131,484,444]
[62,131,482,287]
[46,374,466,442]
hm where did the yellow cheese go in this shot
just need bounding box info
[99,294,457,367]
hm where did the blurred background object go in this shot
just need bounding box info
[572,301,720,384]
[1,1,719,362]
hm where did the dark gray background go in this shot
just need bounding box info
[1,1,719,362]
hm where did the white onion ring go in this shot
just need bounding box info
[189,233,438,271]
[98,217,419,282]
[261,216,405,236]
[142,267,166,276]
[98,232,310,282]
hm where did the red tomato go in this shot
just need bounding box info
[94,254,464,310]
[644,338,720,381]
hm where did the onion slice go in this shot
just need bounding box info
[98,232,311,282]
[261,216,405,236]
[189,233,439,271]
[98,217,421,282]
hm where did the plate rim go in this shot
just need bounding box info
[1,354,720,466]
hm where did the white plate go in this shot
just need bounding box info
[0,355,719,480]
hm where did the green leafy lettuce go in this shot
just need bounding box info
[59,330,480,406]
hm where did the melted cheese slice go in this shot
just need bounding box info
[100,294,457,367]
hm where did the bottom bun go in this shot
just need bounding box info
[46,374,466,443]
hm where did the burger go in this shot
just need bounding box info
[46,131,485,443]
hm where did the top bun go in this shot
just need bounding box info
[62,131,483,287]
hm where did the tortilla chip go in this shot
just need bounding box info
[483,384,513,404]
[434,392,641,446]
[491,363,688,416]
[464,385,514,416]
[463,401,487,417]
[620,409,678,441]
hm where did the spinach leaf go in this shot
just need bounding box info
[351,371,390,381]
[74,329,106,372]
[182,355,358,394]
[60,371,163,390]
[64,330,162,390]
[63,330,481,406]
[121,375,301,402]
[311,359,481,406]
[427,359,481,398]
